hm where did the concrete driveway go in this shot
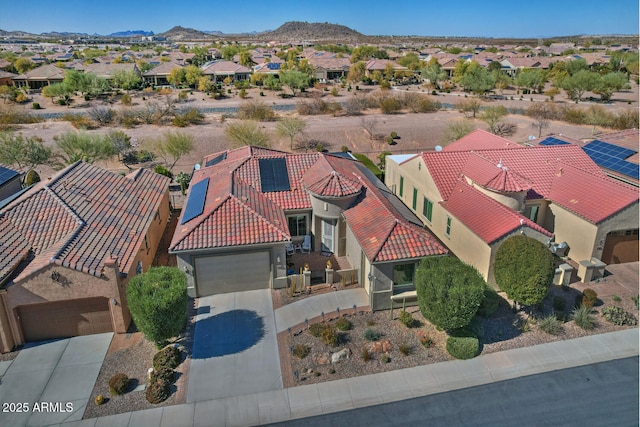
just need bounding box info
[187,289,283,403]
[0,332,112,427]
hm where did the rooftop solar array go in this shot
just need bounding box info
[181,177,209,224]
[539,137,570,146]
[583,140,638,180]
[258,158,290,192]
[583,140,636,159]
[0,166,19,186]
[205,152,227,167]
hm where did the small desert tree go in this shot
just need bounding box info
[277,117,306,150]
[224,121,271,148]
[152,131,194,172]
[480,105,509,134]
[416,256,485,331]
[53,131,115,166]
[494,235,555,309]
[126,267,188,348]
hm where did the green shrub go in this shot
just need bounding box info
[571,305,595,330]
[321,326,339,347]
[309,323,325,337]
[494,235,554,307]
[390,131,398,139]
[601,306,638,326]
[366,319,376,326]
[363,328,381,341]
[379,96,402,114]
[352,153,382,179]
[399,343,412,356]
[108,373,129,395]
[386,136,394,145]
[154,165,173,180]
[24,169,41,186]
[292,344,310,359]
[153,346,182,370]
[612,295,621,302]
[538,315,562,335]
[335,317,352,331]
[32,102,41,110]
[417,256,486,331]
[398,310,414,328]
[446,335,479,359]
[381,354,391,363]
[582,288,598,309]
[121,93,132,105]
[145,379,170,404]
[127,267,188,348]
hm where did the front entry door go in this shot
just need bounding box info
[321,218,336,253]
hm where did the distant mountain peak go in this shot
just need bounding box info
[262,21,363,41]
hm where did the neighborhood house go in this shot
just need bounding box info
[0,162,170,353]
[169,147,447,311]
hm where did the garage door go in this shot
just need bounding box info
[195,251,271,296]
[18,297,112,342]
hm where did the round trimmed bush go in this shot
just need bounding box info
[478,286,500,317]
[446,335,479,359]
[145,379,170,404]
[108,373,129,395]
[153,346,182,370]
[582,288,598,309]
[335,317,352,331]
[151,367,175,385]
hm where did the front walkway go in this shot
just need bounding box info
[66,328,638,427]
[274,288,370,333]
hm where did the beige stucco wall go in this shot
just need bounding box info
[593,202,639,261]
[549,204,599,262]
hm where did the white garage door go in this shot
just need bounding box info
[195,252,271,296]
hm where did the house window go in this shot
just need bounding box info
[144,235,149,253]
[446,216,452,237]
[423,197,433,222]
[287,215,308,237]
[412,188,418,210]
[399,176,404,197]
[528,205,539,223]
[393,263,415,294]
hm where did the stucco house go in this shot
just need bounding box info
[200,60,251,83]
[13,64,65,90]
[142,61,183,86]
[169,147,447,311]
[0,162,170,353]
[385,129,639,285]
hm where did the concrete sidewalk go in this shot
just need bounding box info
[65,328,638,427]
[274,288,369,333]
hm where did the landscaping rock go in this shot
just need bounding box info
[370,339,392,353]
[331,348,351,363]
[316,353,331,365]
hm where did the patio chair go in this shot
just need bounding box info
[285,241,295,256]
[301,235,311,254]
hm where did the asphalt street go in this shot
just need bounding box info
[268,357,639,427]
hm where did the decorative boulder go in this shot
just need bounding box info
[331,348,351,363]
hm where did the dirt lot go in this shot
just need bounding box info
[5,81,637,180]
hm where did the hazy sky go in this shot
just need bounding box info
[1,0,638,38]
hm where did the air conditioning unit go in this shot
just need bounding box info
[551,242,569,257]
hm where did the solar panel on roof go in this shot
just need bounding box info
[181,177,209,224]
[259,158,290,192]
[0,166,19,185]
[581,139,639,180]
[205,152,227,167]
[584,140,636,159]
[539,137,569,146]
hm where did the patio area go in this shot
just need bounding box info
[286,251,352,284]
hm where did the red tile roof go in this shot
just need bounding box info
[443,129,520,152]
[0,162,169,283]
[462,154,532,193]
[423,142,637,225]
[0,216,30,284]
[442,181,552,244]
[172,147,447,262]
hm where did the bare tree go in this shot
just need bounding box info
[361,116,380,140]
